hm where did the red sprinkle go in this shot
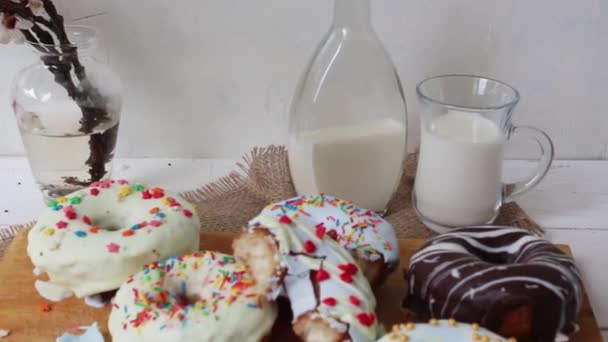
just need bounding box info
[302,240,316,253]
[322,297,337,306]
[65,210,77,220]
[183,209,193,218]
[315,224,326,239]
[278,215,292,224]
[340,273,353,284]
[327,230,338,241]
[117,179,128,185]
[149,220,162,227]
[38,303,52,312]
[56,221,68,229]
[152,192,164,199]
[82,215,92,225]
[90,188,100,196]
[142,191,152,199]
[315,269,330,282]
[356,312,376,326]
[338,263,359,275]
[122,230,135,237]
[349,295,361,306]
[106,243,120,253]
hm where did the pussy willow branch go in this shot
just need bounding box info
[0,0,116,182]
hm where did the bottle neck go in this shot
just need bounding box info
[332,0,371,28]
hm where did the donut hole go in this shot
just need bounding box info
[87,211,132,231]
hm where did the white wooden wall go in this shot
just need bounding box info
[0,0,606,159]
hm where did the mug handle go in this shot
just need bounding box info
[503,126,555,203]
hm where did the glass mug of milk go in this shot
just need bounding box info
[413,75,554,232]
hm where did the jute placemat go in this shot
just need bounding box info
[180,145,543,237]
[0,145,542,258]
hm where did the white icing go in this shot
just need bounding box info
[33,267,43,276]
[252,214,379,341]
[256,195,400,268]
[27,180,201,297]
[450,269,460,278]
[377,320,508,342]
[34,280,74,302]
[108,251,277,342]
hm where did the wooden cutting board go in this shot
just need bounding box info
[0,229,602,341]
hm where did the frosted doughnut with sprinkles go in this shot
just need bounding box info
[257,195,399,286]
[377,319,513,342]
[403,226,583,342]
[108,251,278,342]
[234,214,380,342]
[27,180,200,297]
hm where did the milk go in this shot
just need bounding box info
[414,111,505,230]
[288,118,407,211]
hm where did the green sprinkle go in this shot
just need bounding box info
[47,200,58,208]
[132,184,145,191]
[69,196,82,205]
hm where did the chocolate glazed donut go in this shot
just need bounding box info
[403,226,584,342]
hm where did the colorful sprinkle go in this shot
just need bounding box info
[142,191,152,200]
[57,197,68,204]
[315,224,326,239]
[149,220,162,227]
[149,207,160,214]
[155,212,166,218]
[56,221,68,229]
[338,263,358,275]
[327,230,338,241]
[302,240,316,253]
[279,215,292,224]
[322,297,337,306]
[43,228,55,236]
[89,226,100,234]
[315,269,330,282]
[83,215,92,225]
[52,205,63,211]
[117,179,129,185]
[132,184,145,192]
[90,188,100,196]
[356,312,375,327]
[183,209,193,218]
[74,230,87,238]
[69,196,82,205]
[47,200,58,208]
[339,273,353,284]
[38,303,52,312]
[119,186,132,198]
[122,230,135,237]
[107,243,120,253]
[349,295,361,306]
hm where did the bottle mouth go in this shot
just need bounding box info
[28,25,98,52]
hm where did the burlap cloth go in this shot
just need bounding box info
[181,145,542,237]
[0,145,542,258]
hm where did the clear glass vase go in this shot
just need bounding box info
[10,26,122,201]
[288,0,408,212]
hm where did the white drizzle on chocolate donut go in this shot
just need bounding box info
[404,227,583,341]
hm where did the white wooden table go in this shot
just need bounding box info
[1,157,607,340]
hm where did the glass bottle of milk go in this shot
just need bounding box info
[288,0,408,212]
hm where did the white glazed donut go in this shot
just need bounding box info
[377,320,512,342]
[109,251,278,342]
[27,180,200,297]
[257,195,399,285]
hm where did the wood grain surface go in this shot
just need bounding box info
[0,230,602,341]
